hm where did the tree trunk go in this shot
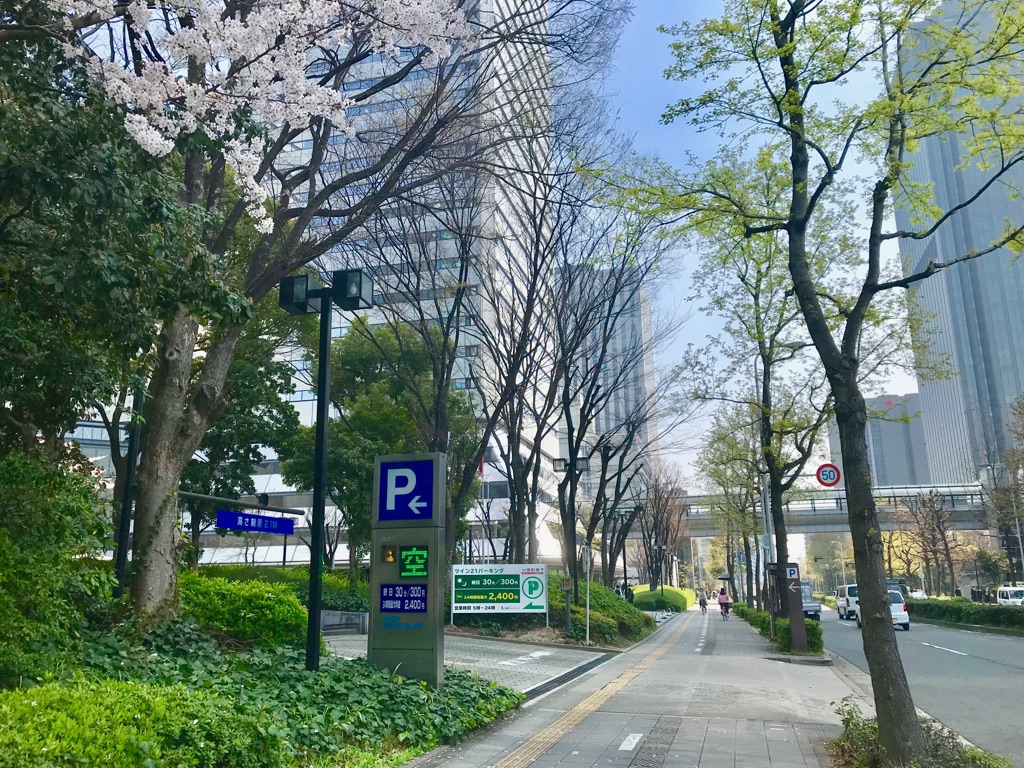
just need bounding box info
[130,314,201,619]
[743,535,754,608]
[769,479,789,616]
[835,382,922,760]
[130,312,241,619]
[190,507,202,570]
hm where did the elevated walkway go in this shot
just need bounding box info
[685,484,987,536]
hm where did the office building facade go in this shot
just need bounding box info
[827,394,931,488]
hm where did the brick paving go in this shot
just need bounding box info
[410,609,858,768]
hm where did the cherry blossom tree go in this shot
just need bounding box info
[1,0,624,618]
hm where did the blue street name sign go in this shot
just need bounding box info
[216,510,294,535]
[377,458,436,522]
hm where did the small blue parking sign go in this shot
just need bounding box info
[377,457,436,522]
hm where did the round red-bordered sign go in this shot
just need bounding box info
[816,463,841,487]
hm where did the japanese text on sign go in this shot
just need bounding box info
[215,510,294,535]
[380,583,428,613]
[399,546,429,578]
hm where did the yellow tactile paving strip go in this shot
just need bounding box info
[491,617,690,768]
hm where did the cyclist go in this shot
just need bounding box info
[717,587,730,620]
[698,592,708,615]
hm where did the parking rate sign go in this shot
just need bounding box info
[452,564,547,613]
[377,458,436,522]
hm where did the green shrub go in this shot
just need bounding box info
[179,572,306,649]
[0,680,292,768]
[0,451,107,686]
[553,604,618,645]
[907,598,1024,629]
[631,585,695,612]
[199,565,371,612]
[827,697,1012,768]
[731,607,822,654]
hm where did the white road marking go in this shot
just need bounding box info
[619,734,644,751]
[921,642,967,656]
[528,651,552,658]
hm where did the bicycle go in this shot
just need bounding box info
[699,600,707,615]
[720,602,730,620]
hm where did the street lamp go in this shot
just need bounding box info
[280,269,373,671]
[552,456,590,473]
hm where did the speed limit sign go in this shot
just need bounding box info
[816,463,841,487]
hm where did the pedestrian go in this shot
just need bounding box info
[626,586,634,604]
[698,592,708,615]
[614,586,622,598]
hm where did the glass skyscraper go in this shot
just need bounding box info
[898,132,1024,483]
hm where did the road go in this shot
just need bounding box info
[821,608,1024,767]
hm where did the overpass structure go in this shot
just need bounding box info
[683,484,988,538]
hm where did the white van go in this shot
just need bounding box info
[996,586,1024,606]
[837,584,859,620]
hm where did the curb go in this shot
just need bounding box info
[443,630,620,654]
[765,653,832,666]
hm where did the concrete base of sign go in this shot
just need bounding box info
[368,647,444,688]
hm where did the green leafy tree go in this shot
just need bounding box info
[281,320,479,586]
[647,2,1024,759]
[0,24,230,454]
[697,405,763,606]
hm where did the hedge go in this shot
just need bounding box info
[0,680,292,768]
[630,585,695,612]
[907,598,1024,629]
[732,605,824,654]
[179,572,306,649]
[199,564,370,613]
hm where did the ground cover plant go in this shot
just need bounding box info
[11,616,522,768]
[827,698,1011,768]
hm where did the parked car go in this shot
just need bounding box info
[800,583,821,621]
[857,590,910,631]
[908,590,928,600]
[837,584,859,620]
[996,586,1024,606]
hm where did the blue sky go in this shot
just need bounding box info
[597,3,917,475]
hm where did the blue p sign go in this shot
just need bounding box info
[377,458,436,522]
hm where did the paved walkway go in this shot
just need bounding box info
[412,608,862,768]
[327,633,608,694]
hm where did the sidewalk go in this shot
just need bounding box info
[412,608,867,768]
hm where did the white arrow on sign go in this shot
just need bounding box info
[788,583,801,593]
[408,495,426,515]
